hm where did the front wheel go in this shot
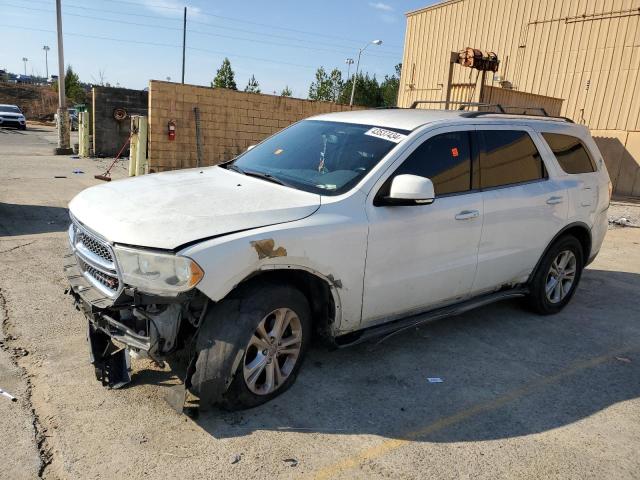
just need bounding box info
[190,283,311,410]
[527,235,584,315]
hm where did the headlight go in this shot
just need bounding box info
[114,246,204,296]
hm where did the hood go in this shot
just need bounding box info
[69,166,321,250]
[0,112,24,118]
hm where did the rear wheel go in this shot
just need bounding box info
[527,235,584,314]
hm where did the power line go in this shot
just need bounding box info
[0,23,319,70]
[1,1,401,60]
[53,0,406,49]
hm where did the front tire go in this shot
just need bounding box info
[527,235,584,315]
[190,283,311,410]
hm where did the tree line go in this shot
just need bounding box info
[211,57,401,107]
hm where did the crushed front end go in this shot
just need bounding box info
[64,217,208,389]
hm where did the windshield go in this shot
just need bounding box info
[2,106,21,114]
[230,120,409,195]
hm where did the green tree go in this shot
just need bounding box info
[308,67,332,101]
[380,63,402,107]
[328,68,344,102]
[211,58,237,90]
[280,85,292,97]
[53,65,86,104]
[243,74,260,93]
[309,67,345,102]
[338,72,382,107]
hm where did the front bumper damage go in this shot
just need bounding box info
[64,250,207,399]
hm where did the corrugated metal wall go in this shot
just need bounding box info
[399,0,640,130]
[399,0,640,196]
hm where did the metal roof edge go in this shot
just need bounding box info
[406,0,465,17]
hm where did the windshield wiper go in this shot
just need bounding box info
[243,170,290,187]
[225,163,245,174]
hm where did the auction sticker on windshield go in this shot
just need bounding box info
[365,127,407,144]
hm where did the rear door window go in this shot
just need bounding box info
[392,131,472,195]
[479,130,546,189]
[542,132,596,174]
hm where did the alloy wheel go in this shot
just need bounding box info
[242,307,303,395]
[545,250,577,304]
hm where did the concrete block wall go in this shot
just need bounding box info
[92,86,148,157]
[148,81,363,172]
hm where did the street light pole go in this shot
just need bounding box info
[43,46,50,80]
[349,40,382,107]
[22,57,28,76]
[55,0,72,154]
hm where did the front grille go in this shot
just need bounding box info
[79,259,120,292]
[69,221,122,298]
[77,230,113,263]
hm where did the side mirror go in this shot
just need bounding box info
[247,145,256,151]
[386,174,435,205]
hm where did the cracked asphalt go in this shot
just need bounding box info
[1,125,640,479]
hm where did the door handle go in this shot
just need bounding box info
[455,210,480,220]
[546,196,564,205]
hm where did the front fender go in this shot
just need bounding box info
[179,201,368,334]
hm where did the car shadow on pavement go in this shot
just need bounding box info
[188,268,640,443]
[0,203,69,236]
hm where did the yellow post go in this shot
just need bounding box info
[129,116,138,177]
[135,116,148,176]
[78,111,90,157]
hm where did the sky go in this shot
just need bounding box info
[0,0,435,98]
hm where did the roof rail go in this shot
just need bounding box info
[409,100,505,112]
[460,111,575,123]
[408,99,575,123]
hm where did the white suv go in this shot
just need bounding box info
[65,109,611,409]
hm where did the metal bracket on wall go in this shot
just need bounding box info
[194,107,203,168]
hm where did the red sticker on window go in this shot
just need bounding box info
[451,147,459,157]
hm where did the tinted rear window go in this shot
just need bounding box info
[542,133,596,174]
[479,130,545,189]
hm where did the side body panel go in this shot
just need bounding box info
[532,123,611,261]
[181,193,369,335]
[361,126,483,326]
[471,125,569,293]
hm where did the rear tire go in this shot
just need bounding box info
[527,235,584,315]
[190,283,311,411]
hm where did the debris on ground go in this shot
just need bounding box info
[427,377,444,383]
[615,356,632,363]
[608,201,640,229]
[283,458,299,467]
[72,169,84,175]
[231,453,242,464]
[0,387,17,402]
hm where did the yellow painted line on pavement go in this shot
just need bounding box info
[313,349,633,480]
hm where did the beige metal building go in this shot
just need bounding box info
[398,0,640,196]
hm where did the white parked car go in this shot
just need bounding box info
[0,104,27,130]
[65,108,611,409]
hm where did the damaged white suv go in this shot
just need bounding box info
[65,108,611,410]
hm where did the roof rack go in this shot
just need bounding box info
[409,100,574,123]
[409,100,506,112]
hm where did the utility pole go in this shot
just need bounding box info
[43,46,50,80]
[22,57,28,76]
[181,6,186,84]
[54,0,72,154]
